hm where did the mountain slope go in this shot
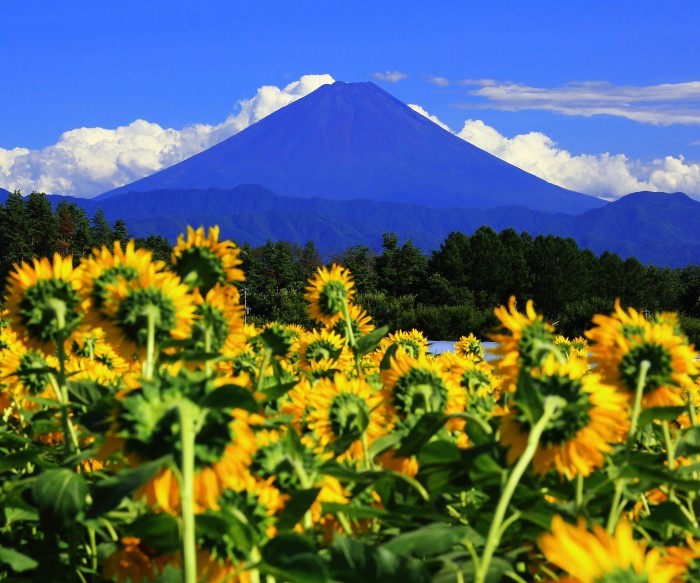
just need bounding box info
[98,82,603,215]
[86,186,700,266]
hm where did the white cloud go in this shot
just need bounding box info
[0,74,335,197]
[428,76,450,87]
[407,104,452,131]
[458,79,700,126]
[409,104,700,199]
[372,71,408,83]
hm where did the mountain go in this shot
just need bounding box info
[98,82,604,215]
[85,186,700,267]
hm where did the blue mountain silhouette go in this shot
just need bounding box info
[98,82,603,215]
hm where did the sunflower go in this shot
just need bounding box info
[100,269,197,354]
[455,333,485,361]
[5,253,83,351]
[305,373,391,461]
[586,301,698,407]
[538,515,686,583]
[297,329,351,373]
[304,264,355,327]
[491,296,556,391]
[554,335,590,360]
[171,225,245,294]
[382,350,464,429]
[137,410,260,514]
[102,537,173,582]
[500,355,629,478]
[190,284,246,355]
[330,303,374,340]
[81,241,164,321]
[444,352,501,420]
[0,343,58,412]
[378,329,429,359]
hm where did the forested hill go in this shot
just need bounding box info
[0,190,698,344]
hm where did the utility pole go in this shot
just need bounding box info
[242,287,249,324]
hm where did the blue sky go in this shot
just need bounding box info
[3,1,700,198]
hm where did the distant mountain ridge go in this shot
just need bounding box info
[21,186,691,267]
[98,82,603,215]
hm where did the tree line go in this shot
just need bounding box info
[2,191,699,344]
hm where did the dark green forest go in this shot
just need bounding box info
[2,191,699,344]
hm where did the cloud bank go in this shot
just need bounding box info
[2,73,700,200]
[0,74,335,197]
[457,79,700,126]
[372,71,408,83]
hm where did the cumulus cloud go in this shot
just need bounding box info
[372,71,408,83]
[409,105,700,199]
[0,74,335,197]
[407,104,452,131]
[457,79,700,126]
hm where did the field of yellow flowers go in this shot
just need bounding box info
[1,225,699,582]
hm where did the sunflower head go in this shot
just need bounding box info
[330,303,374,340]
[190,284,245,354]
[5,253,83,349]
[456,333,485,360]
[501,355,629,478]
[171,226,245,294]
[539,515,687,583]
[100,269,196,351]
[379,329,429,359]
[491,296,556,391]
[587,301,698,407]
[304,264,355,326]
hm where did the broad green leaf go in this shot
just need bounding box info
[32,468,88,527]
[353,326,389,359]
[396,413,447,457]
[0,545,38,573]
[382,524,484,556]
[277,488,321,530]
[88,457,169,517]
[260,534,329,583]
[127,513,180,553]
[201,384,258,412]
[637,406,686,428]
[676,426,700,457]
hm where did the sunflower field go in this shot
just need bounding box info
[0,226,699,582]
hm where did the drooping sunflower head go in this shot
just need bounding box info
[100,269,197,352]
[455,333,485,360]
[379,329,429,359]
[382,351,460,429]
[491,296,556,391]
[190,284,246,355]
[587,301,698,408]
[305,373,390,461]
[538,515,687,583]
[304,264,355,326]
[330,303,374,340]
[501,355,629,478]
[297,329,349,372]
[0,344,57,412]
[447,354,501,419]
[5,253,83,350]
[171,225,245,294]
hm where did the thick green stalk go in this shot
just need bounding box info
[474,396,561,583]
[178,403,198,583]
[627,360,651,444]
[143,306,158,381]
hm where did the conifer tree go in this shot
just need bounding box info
[91,209,114,249]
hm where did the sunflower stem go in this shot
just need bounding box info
[606,476,625,533]
[474,396,561,583]
[249,547,262,583]
[575,474,584,511]
[177,402,198,583]
[662,420,676,470]
[204,326,213,377]
[689,398,698,428]
[144,306,158,381]
[627,359,651,445]
[51,338,80,457]
[256,347,271,396]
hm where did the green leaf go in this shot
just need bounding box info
[515,374,544,425]
[382,524,484,557]
[353,326,389,359]
[31,469,88,527]
[260,534,329,583]
[277,488,321,530]
[201,384,258,412]
[637,406,686,428]
[321,502,390,520]
[66,380,105,405]
[0,545,38,573]
[380,343,400,371]
[676,426,700,457]
[88,457,169,517]
[262,381,298,401]
[0,449,44,473]
[259,326,293,357]
[127,513,180,553]
[329,536,430,583]
[396,413,448,457]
